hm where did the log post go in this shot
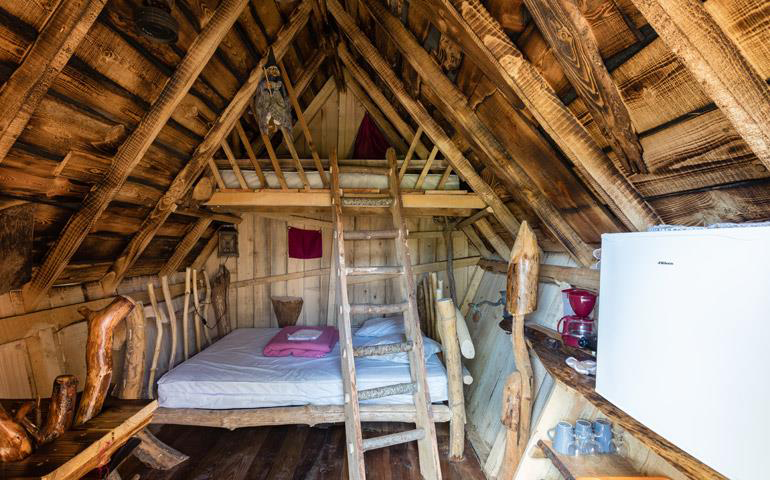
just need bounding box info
[211,265,231,337]
[147,283,164,399]
[161,276,179,371]
[192,269,203,352]
[118,303,146,399]
[0,405,32,462]
[74,296,136,426]
[435,298,466,460]
[20,375,78,445]
[182,268,191,361]
[498,221,539,478]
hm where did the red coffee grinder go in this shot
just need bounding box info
[557,289,597,348]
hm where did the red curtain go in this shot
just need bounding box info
[353,112,390,159]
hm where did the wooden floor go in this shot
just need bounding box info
[116,422,485,479]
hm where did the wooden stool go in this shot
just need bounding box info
[270,296,304,327]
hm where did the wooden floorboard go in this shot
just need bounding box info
[117,422,485,479]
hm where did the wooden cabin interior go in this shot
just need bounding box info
[0,0,767,478]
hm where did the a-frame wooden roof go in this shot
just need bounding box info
[0,0,768,309]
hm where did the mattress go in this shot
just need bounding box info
[157,328,449,409]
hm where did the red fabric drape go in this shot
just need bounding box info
[353,112,390,159]
[288,227,322,259]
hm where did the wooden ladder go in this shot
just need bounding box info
[330,148,442,480]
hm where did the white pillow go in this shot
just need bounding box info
[355,315,405,336]
[353,334,442,364]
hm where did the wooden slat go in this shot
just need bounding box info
[158,216,214,278]
[21,0,250,308]
[400,127,424,179]
[278,59,329,186]
[208,158,226,190]
[474,218,511,259]
[221,141,249,189]
[0,0,107,164]
[262,131,290,189]
[437,166,452,189]
[205,190,487,209]
[330,21,521,240]
[97,0,311,293]
[235,120,267,187]
[631,0,770,170]
[449,0,659,231]
[282,128,311,189]
[415,146,439,189]
[353,0,594,266]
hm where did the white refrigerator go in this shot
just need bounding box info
[596,226,770,480]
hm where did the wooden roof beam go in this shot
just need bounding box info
[433,0,659,231]
[348,0,594,266]
[332,35,522,240]
[22,0,250,308]
[97,0,313,294]
[631,0,770,171]
[522,0,647,175]
[158,216,214,278]
[0,0,107,164]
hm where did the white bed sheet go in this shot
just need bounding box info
[157,328,449,409]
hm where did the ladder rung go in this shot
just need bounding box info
[344,229,399,240]
[354,341,413,357]
[349,302,409,315]
[358,382,416,401]
[346,266,403,276]
[362,428,425,452]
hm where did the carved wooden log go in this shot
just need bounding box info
[0,404,32,462]
[192,269,202,352]
[160,276,179,371]
[436,299,466,460]
[146,283,164,399]
[19,375,78,446]
[133,428,189,470]
[211,265,231,337]
[499,221,540,478]
[202,270,213,345]
[119,303,146,399]
[270,296,304,327]
[74,296,136,426]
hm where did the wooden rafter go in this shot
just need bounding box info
[278,59,329,186]
[474,218,511,259]
[205,190,486,209]
[281,128,311,189]
[330,20,521,237]
[415,146,440,189]
[0,0,108,164]
[522,0,646,175]
[441,0,660,231]
[98,0,313,294]
[22,0,250,308]
[221,141,248,189]
[262,131,289,190]
[235,120,267,187]
[399,127,424,179]
[631,0,770,170]
[158,217,214,278]
[348,0,594,266]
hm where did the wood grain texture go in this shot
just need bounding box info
[0,0,107,164]
[355,0,595,266]
[631,0,770,170]
[445,0,659,231]
[0,204,34,295]
[21,0,250,309]
[158,216,213,278]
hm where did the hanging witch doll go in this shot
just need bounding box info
[251,48,292,136]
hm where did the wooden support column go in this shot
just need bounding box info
[631,0,770,170]
[158,216,214,278]
[348,0,595,266]
[98,0,312,293]
[22,0,250,308]
[435,299,466,460]
[0,0,107,164]
[521,0,646,175]
[329,25,521,239]
[444,0,659,231]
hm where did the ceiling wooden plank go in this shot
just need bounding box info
[21,0,251,309]
[440,0,659,231]
[348,0,594,266]
[631,0,770,171]
[158,216,214,278]
[97,0,313,294]
[0,0,108,164]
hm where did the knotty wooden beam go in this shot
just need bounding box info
[205,191,486,209]
[436,0,660,231]
[98,0,312,294]
[22,0,250,308]
[350,0,594,266]
[631,0,770,170]
[158,216,213,278]
[0,0,107,164]
[329,28,521,239]
[522,0,646,175]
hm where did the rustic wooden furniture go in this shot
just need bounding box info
[0,398,156,480]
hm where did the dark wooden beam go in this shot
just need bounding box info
[432,0,659,231]
[350,0,595,266]
[99,0,313,294]
[631,0,770,171]
[20,0,250,309]
[0,0,107,164]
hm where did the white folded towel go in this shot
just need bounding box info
[287,328,323,341]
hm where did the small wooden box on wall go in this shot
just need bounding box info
[218,224,238,258]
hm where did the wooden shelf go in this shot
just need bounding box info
[525,327,726,480]
[0,398,156,480]
[536,439,658,480]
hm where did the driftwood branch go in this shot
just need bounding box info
[18,375,78,446]
[0,404,32,462]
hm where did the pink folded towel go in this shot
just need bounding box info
[263,326,339,358]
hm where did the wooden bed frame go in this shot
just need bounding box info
[146,290,469,459]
